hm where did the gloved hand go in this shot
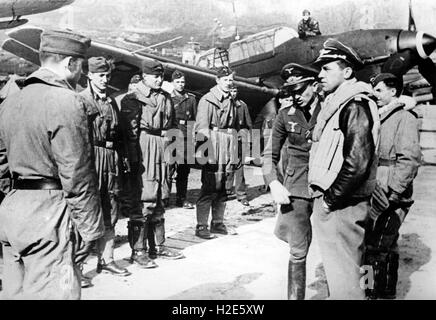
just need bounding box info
[387,188,401,205]
[74,240,96,265]
[369,184,390,220]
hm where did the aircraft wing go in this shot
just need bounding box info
[2,26,278,113]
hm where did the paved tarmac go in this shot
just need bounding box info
[78,165,436,300]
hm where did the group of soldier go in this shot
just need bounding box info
[262,39,421,300]
[0,24,422,301]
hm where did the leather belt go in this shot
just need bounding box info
[12,178,62,190]
[378,159,396,167]
[141,128,166,136]
[94,140,114,149]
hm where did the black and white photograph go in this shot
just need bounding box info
[0,0,435,306]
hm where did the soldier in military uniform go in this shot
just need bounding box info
[364,73,421,299]
[194,66,239,239]
[121,60,184,267]
[309,39,380,299]
[167,70,197,209]
[262,63,321,300]
[297,9,321,39]
[226,84,252,206]
[80,57,131,278]
[0,30,104,299]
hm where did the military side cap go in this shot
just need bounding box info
[216,66,234,78]
[39,29,90,58]
[142,60,164,75]
[130,74,141,84]
[370,73,398,87]
[303,9,310,15]
[88,56,113,73]
[171,70,185,80]
[314,38,364,69]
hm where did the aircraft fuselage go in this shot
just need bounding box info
[0,0,74,18]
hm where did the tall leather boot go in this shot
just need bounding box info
[288,260,306,300]
[127,220,158,269]
[379,252,399,299]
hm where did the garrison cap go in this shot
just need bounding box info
[314,38,364,69]
[171,70,185,81]
[370,72,403,94]
[88,56,113,73]
[142,60,164,75]
[130,74,142,84]
[302,9,310,15]
[216,66,234,78]
[39,29,90,58]
[370,73,399,87]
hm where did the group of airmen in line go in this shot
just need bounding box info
[0,26,421,301]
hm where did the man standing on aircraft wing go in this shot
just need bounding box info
[121,60,184,266]
[263,63,322,300]
[80,56,131,278]
[0,29,104,299]
[308,38,380,299]
[298,9,321,39]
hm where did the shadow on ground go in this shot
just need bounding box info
[396,233,432,299]
[167,272,263,300]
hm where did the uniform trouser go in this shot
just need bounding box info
[225,164,248,200]
[175,164,191,201]
[196,167,227,226]
[1,215,80,300]
[96,148,120,264]
[275,197,313,262]
[313,197,369,300]
[363,205,410,296]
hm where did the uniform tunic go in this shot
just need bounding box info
[80,87,122,229]
[169,90,197,201]
[0,68,104,299]
[263,98,321,261]
[121,81,175,220]
[195,85,238,226]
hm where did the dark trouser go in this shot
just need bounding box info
[275,197,313,262]
[225,164,248,200]
[196,167,227,226]
[363,205,410,298]
[176,163,191,201]
[313,197,369,300]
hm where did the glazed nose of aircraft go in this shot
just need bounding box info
[398,30,436,59]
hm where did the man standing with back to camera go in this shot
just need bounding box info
[308,38,380,299]
[263,63,322,300]
[0,30,104,299]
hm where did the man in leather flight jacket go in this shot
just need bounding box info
[308,39,380,299]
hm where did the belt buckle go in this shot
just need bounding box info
[227,128,233,134]
[213,127,218,132]
[179,120,186,125]
[106,141,113,148]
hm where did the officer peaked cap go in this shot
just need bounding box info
[142,60,164,75]
[281,63,319,81]
[314,38,364,69]
[88,56,113,73]
[39,29,91,58]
